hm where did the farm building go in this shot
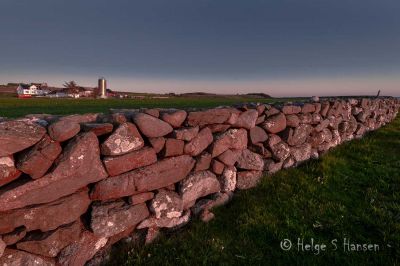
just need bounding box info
[16,84,49,98]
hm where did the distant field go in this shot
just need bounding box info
[0,96,302,118]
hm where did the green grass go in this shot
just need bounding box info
[0,96,301,118]
[108,116,400,266]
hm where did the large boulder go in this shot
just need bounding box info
[0,189,90,234]
[0,121,46,156]
[160,110,187,128]
[0,132,107,211]
[301,103,316,113]
[0,156,21,187]
[101,122,144,156]
[180,170,221,209]
[187,108,239,127]
[0,249,55,266]
[211,129,248,157]
[103,147,157,176]
[236,149,264,170]
[91,201,149,238]
[16,221,82,258]
[261,112,287,134]
[232,110,258,129]
[184,127,213,156]
[285,114,300,127]
[48,120,80,142]
[194,152,212,171]
[132,113,173,138]
[16,135,62,179]
[91,155,195,200]
[57,231,108,266]
[236,170,263,190]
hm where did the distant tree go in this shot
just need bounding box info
[63,81,80,94]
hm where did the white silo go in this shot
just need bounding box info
[98,77,107,99]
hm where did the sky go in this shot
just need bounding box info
[0,0,399,97]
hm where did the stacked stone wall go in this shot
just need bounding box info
[0,97,399,265]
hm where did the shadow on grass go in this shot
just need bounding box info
[108,116,400,266]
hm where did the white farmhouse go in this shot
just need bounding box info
[16,84,48,98]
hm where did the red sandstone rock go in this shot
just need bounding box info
[0,237,4,258]
[81,123,113,136]
[264,159,283,174]
[164,138,184,157]
[91,201,149,238]
[101,122,144,156]
[283,156,295,169]
[262,112,287,134]
[132,113,173,138]
[184,127,213,156]
[236,149,264,170]
[150,189,183,219]
[298,113,313,124]
[211,159,225,175]
[233,110,258,129]
[0,189,90,234]
[59,113,99,124]
[129,192,154,205]
[217,149,242,166]
[98,113,127,125]
[194,152,212,171]
[0,121,46,156]
[0,249,56,266]
[265,106,281,117]
[143,108,160,118]
[211,128,248,157]
[286,114,300,127]
[248,143,272,158]
[103,147,157,176]
[138,210,191,229]
[208,124,231,133]
[0,156,21,187]
[0,132,107,211]
[249,126,268,144]
[290,143,312,163]
[280,124,312,146]
[256,104,266,115]
[1,227,26,246]
[282,105,301,115]
[236,170,263,190]
[173,126,199,141]
[219,166,237,192]
[301,103,316,113]
[57,230,108,266]
[314,103,322,113]
[267,134,282,148]
[160,110,187,128]
[270,141,291,161]
[16,135,62,179]
[91,155,195,200]
[180,170,221,209]
[320,102,330,117]
[148,137,166,153]
[16,221,82,257]
[187,108,239,127]
[256,115,265,125]
[48,120,80,142]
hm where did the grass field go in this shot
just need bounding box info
[107,116,400,266]
[0,96,302,118]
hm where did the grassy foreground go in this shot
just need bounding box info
[108,116,400,266]
[0,96,300,118]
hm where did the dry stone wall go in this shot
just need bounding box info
[0,97,399,265]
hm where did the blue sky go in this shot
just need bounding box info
[0,0,399,96]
